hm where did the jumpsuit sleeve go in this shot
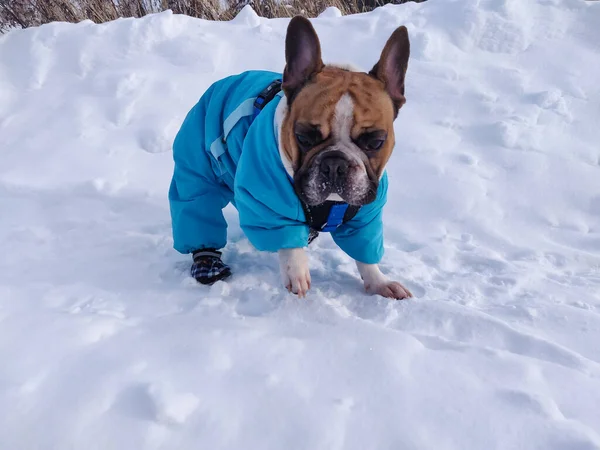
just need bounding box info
[234,169,310,252]
[233,105,310,252]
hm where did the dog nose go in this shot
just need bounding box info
[320,157,349,184]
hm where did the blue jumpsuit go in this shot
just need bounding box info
[168,70,388,265]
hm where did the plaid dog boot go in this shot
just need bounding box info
[191,249,232,285]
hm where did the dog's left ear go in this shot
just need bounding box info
[283,16,324,102]
[370,26,410,114]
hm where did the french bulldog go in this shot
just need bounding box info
[168,16,413,300]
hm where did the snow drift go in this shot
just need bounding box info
[1,0,600,448]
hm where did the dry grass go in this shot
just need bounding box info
[0,0,425,33]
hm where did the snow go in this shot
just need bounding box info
[1,0,600,448]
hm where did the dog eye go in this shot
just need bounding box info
[295,133,315,149]
[366,139,385,151]
[356,131,387,152]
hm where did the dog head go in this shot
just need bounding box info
[279,16,410,206]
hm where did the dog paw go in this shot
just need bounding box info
[356,262,413,301]
[279,248,311,298]
[365,281,413,300]
[284,270,311,298]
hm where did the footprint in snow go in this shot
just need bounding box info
[137,125,174,154]
[113,382,199,425]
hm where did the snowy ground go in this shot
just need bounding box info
[1,0,600,448]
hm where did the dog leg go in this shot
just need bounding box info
[279,248,311,298]
[356,261,412,300]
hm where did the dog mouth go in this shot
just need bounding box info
[293,150,378,206]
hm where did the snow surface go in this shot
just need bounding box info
[1,0,600,448]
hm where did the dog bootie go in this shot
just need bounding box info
[191,249,232,285]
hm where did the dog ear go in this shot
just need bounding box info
[282,16,324,102]
[370,26,410,114]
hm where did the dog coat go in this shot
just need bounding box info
[168,70,388,264]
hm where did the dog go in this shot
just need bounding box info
[168,16,412,300]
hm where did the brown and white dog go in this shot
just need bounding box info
[276,17,412,299]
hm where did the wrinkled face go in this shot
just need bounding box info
[280,16,409,207]
[281,67,396,206]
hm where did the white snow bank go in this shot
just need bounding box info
[1,0,600,448]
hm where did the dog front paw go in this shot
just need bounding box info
[356,262,413,300]
[284,269,311,298]
[279,248,311,298]
[365,280,412,300]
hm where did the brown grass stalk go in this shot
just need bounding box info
[1,0,426,33]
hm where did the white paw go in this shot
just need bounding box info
[356,261,413,300]
[279,248,311,298]
[365,280,413,300]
